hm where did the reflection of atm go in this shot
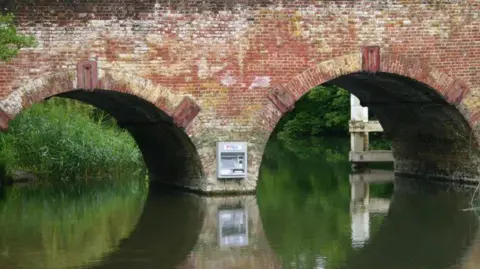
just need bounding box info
[217,142,247,179]
[218,208,248,247]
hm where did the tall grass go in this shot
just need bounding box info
[0,98,143,181]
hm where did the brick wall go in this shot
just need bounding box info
[0,0,479,192]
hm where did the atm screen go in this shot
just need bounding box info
[221,155,236,168]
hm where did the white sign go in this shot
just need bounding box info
[224,144,242,150]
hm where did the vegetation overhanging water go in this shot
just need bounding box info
[0,98,143,183]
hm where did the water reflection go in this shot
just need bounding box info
[461,231,480,269]
[350,170,393,248]
[0,185,5,201]
[96,186,204,269]
[257,137,388,268]
[343,179,478,269]
[0,177,147,269]
[218,207,249,247]
[1,137,480,269]
[257,137,479,269]
[178,196,281,269]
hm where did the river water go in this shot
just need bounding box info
[0,137,479,269]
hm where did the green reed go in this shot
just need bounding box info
[0,97,143,182]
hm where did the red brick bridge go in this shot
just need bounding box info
[0,0,479,193]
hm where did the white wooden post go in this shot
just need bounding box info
[349,94,393,165]
[350,94,369,153]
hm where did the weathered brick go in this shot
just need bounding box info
[0,0,478,193]
[267,84,295,113]
[76,61,98,90]
[172,97,201,129]
[362,46,381,73]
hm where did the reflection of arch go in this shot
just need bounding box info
[0,66,205,189]
[342,179,478,269]
[93,186,205,269]
[257,51,478,183]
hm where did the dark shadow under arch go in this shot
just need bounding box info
[328,72,478,182]
[259,52,477,185]
[55,89,205,189]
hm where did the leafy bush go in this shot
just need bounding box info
[0,13,36,61]
[0,98,143,181]
[277,85,350,141]
[276,84,391,150]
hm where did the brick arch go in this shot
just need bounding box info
[255,49,479,184]
[0,65,201,132]
[257,50,473,134]
[0,64,207,191]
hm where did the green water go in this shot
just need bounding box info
[0,176,148,269]
[0,137,479,269]
[257,137,393,269]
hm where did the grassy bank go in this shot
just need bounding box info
[0,98,143,182]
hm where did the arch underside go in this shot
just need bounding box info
[56,89,204,189]
[329,72,478,182]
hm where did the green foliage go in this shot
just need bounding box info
[277,85,350,141]
[0,98,143,181]
[0,13,36,61]
[370,133,392,150]
[276,84,391,150]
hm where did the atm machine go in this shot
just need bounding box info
[216,142,248,179]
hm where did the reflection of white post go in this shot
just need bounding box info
[350,180,370,248]
[351,180,370,203]
[351,208,370,249]
[350,94,369,153]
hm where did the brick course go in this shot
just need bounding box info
[0,0,479,192]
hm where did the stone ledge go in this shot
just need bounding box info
[349,120,384,133]
[349,150,394,163]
